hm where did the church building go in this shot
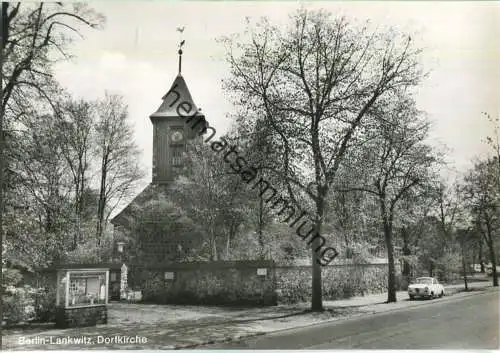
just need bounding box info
[110,42,208,264]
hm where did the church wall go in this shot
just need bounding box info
[123,260,396,306]
[275,262,401,304]
[128,260,278,306]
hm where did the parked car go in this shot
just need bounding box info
[408,277,445,300]
[485,263,500,276]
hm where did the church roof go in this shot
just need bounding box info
[150,74,201,120]
[110,183,171,227]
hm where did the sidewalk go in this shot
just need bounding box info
[321,281,490,309]
[157,281,494,349]
[2,281,493,350]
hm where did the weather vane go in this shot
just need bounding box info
[176,26,185,74]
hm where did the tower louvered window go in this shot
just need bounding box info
[170,144,184,166]
[169,127,185,167]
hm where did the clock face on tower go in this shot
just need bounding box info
[170,130,184,143]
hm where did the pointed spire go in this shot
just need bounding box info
[150,75,201,120]
[178,47,183,74]
[176,26,185,74]
[150,27,202,121]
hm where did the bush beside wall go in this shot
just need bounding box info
[23,272,58,323]
[2,285,42,326]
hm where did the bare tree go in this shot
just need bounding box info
[222,9,424,310]
[483,112,500,166]
[94,93,145,243]
[2,2,104,120]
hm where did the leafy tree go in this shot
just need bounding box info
[462,157,499,286]
[416,215,451,279]
[395,189,436,282]
[0,2,104,337]
[124,194,205,265]
[327,165,381,255]
[340,92,439,302]
[57,99,95,226]
[222,9,424,310]
[433,181,473,284]
[18,114,74,235]
[171,141,248,260]
[94,93,145,243]
[63,227,115,265]
[229,119,281,259]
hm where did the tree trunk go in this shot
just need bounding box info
[384,221,397,303]
[379,196,397,303]
[461,243,468,291]
[479,241,485,273]
[487,238,498,287]
[311,198,325,312]
[96,154,108,245]
[483,219,499,286]
[258,193,265,259]
[73,226,78,250]
[402,228,411,282]
[311,238,323,311]
[212,232,218,261]
[226,232,231,260]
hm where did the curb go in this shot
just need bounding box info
[186,285,496,349]
[167,332,267,350]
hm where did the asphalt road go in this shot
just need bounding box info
[207,289,499,349]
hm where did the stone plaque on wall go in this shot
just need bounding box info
[257,268,267,276]
[164,271,175,280]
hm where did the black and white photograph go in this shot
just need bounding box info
[0,0,498,350]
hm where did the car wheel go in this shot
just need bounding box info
[429,292,434,300]
[439,290,444,298]
[409,295,415,300]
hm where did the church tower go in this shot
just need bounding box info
[111,37,208,229]
[149,41,207,184]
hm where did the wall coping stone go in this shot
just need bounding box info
[133,260,276,270]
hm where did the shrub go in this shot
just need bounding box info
[34,288,57,323]
[2,268,23,289]
[2,285,41,325]
[3,293,25,325]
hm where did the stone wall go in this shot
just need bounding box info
[129,259,401,306]
[55,305,107,328]
[276,262,401,304]
[129,260,277,306]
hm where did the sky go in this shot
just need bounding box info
[54,1,499,193]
